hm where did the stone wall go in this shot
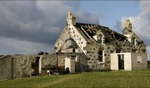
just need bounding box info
[0,55,36,80]
[41,54,58,67]
[0,53,88,80]
[0,55,12,80]
[40,54,65,75]
[84,44,110,70]
[57,55,65,67]
[77,54,88,72]
[0,54,66,80]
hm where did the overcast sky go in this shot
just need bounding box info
[0,1,149,60]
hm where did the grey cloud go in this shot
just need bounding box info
[0,37,53,55]
[133,1,150,45]
[0,1,99,54]
[113,20,122,33]
[120,1,150,46]
[75,10,99,24]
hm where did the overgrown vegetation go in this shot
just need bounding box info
[0,70,150,88]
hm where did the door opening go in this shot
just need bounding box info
[32,57,40,76]
[118,54,124,70]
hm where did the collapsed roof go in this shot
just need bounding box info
[75,23,127,43]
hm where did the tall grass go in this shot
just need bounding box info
[0,70,150,88]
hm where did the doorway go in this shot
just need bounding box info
[118,54,124,70]
[32,57,40,75]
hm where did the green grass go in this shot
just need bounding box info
[0,70,150,88]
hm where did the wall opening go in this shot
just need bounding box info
[137,55,142,63]
[98,50,103,62]
[116,49,121,53]
[97,34,104,44]
[73,48,75,53]
[118,54,124,70]
[32,57,40,76]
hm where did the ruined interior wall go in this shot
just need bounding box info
[57,55,65,67]
[39,54,66,75]
[41,54,58,67]
[41,54,66,68]
[40,54,63,75]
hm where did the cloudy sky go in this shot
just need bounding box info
[0,1,149,60]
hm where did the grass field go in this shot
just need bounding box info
[0,70,150,88]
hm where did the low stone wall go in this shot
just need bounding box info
[41,54,58,67]
[0,54,66,80]
[0,55,13,80]
[0,53,88,80]
[40,54,65,75]
[0,55,36,80]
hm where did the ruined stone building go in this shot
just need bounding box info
[54,11,147,71]
[0,11,147,80]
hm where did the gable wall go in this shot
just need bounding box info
[131,53,147,70]
[54,27,71,52]
[69,25,87,53]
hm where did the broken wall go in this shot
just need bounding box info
[0,55,36,80]
[41,54,58,67]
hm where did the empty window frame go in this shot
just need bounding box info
[98,50,104,62]
[137,55,142,63]
[97,34,104,44]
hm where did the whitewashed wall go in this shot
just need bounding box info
[111,53,132,70]
[70,25,87,54]
[111,52,147,70]
[65,56,75,73]
[110,53,118,70]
